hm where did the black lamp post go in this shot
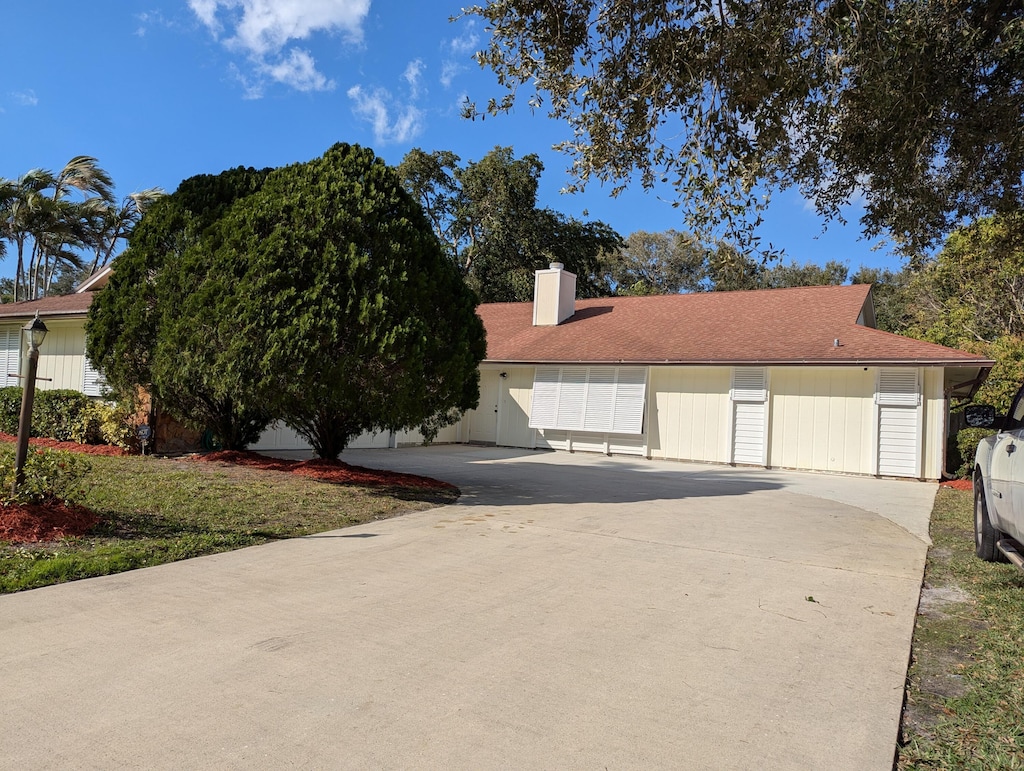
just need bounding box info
[13,312,48,493]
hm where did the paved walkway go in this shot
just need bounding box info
[0,446,935,769]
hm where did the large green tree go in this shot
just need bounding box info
[398,146,621,301]
[86,166,275,449]
[214,144,486,458]
[600,229,707,295]
[88,145,486,458]
[465,1,1023,256]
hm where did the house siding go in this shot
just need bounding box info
[647,366,732,463]
[768,366,876,475]
[923,367,946,479]
[0,320,89,394]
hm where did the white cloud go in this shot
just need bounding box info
[403,59,424,99]
[439,22,479,88]
[439,60,460,89]
[135,10,175,37]
[11,90,38,107]
[448,26,479,57]
[262,49,335,92]
[347,85,423,145]
[189,0,367,96]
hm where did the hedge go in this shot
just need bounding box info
[0,387,134,449]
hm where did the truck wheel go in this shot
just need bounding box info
[974,476,1002,562]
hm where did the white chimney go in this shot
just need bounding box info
[533,262,576,326]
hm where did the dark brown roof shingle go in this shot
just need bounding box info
[0,293,94,319]
[477,285,993,366]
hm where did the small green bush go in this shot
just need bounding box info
[0,447,91,505]
[0,387,22,435]
[0,387,135,450]
[956,427,999,478]
[34,390,93,442]
[90,400,136,450]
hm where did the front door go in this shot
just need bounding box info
[468,370,500,444]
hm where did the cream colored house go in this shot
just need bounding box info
[0,274,108,398]
[452,264,993,479]
[0,264,993,478]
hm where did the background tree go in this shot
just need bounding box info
[849,266,916,334]
[399,145,621,301]
[901,213,1024,413]
[465,1,1024,257]
[0,156,158,300]
[601,229,707,295]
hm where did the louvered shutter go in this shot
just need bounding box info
[529,367,560,429]
[611,367,647,434]
[529,366,647,435]
[876,369,919,406]
[582,367,615,431]
[0,329,19,388]
[556,368,587,430]
[82,352,106,397]
[731,367,767,402]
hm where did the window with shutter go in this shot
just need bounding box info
[529,366,647,435]
[82,349,106,397]
[0,329,20,388]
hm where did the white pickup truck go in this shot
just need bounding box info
[970,393,1024,571]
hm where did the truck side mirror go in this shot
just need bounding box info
[964,404,997,428]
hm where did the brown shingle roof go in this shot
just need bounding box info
[478,285,994,366]
[0,293,94,319]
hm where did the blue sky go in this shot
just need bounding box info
[2,1,901,279]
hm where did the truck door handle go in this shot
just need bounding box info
[1008,443,1017,455]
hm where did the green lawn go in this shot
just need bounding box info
[0,452,457,594]
[898,488,1024,769]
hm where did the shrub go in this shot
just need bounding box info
[956,427,998,478]
[34,390,93,442]
[92,400,136,450]
[0,447,91,505]
[0,387,22,435]
[0,388,136,450]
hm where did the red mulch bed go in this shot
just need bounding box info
[0,499,99,543]
[0,432,128,456]
[197,450,456,490]
[939,479,973,491]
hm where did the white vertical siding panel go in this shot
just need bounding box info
[35,323,87,392]
[922,367,946,480]
[649,366,730,463]
[768,367,875,475]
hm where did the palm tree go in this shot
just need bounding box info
[83,188,165,278]
[0,169,53,301]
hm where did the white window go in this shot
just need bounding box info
[529,366,647,435]
[0,328,20,388]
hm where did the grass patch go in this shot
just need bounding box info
[0,453,457,594]
[898,488,1024,769]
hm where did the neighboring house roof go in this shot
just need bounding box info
[75,265,113,293]
[478,284,994,367]
[0,293,94,320]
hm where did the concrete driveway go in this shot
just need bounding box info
[0,446,935,770]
